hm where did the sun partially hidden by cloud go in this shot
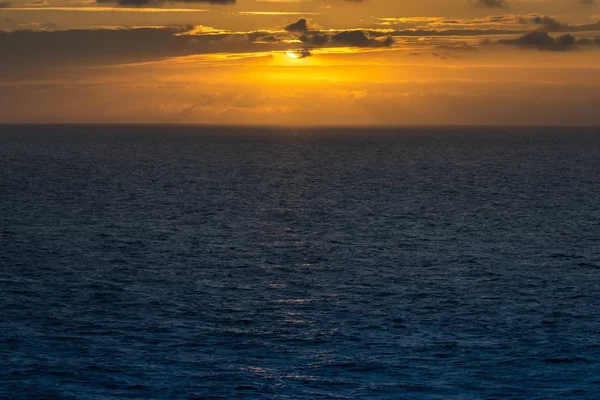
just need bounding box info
[285,48,311,58]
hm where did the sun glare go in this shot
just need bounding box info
[285,49,311,60]
[286,51,302,59]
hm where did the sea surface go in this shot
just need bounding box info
[0,125,599,399]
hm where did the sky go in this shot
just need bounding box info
[2,0,600,125]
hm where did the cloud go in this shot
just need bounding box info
[576,37,600,45]
[501,31,554,48]
[473,0,508,8]
[254,35,278,43]
[0,27,232,70]
[373,14,600,35]
[516,15,600,33]
[498,32,583,50]
[299,33,328,46]
[282,19,394,48]
[3,17,600,79]
[524,15,569,32]
[96,0,234,6]
[331,30,394,47]
[0,23,393,76]
[284,18,309,33]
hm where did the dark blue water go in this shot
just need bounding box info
[1,125,599,399]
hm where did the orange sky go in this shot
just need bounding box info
[2,0,600,125]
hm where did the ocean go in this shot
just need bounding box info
[0,125,599,399]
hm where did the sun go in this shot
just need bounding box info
[285,49,311,59]
[286,50,302,59]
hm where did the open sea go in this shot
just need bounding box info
[0,125,599,399]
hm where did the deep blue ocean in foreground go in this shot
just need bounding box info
[1,125,599,399]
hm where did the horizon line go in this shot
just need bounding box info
[1,123,600,129]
